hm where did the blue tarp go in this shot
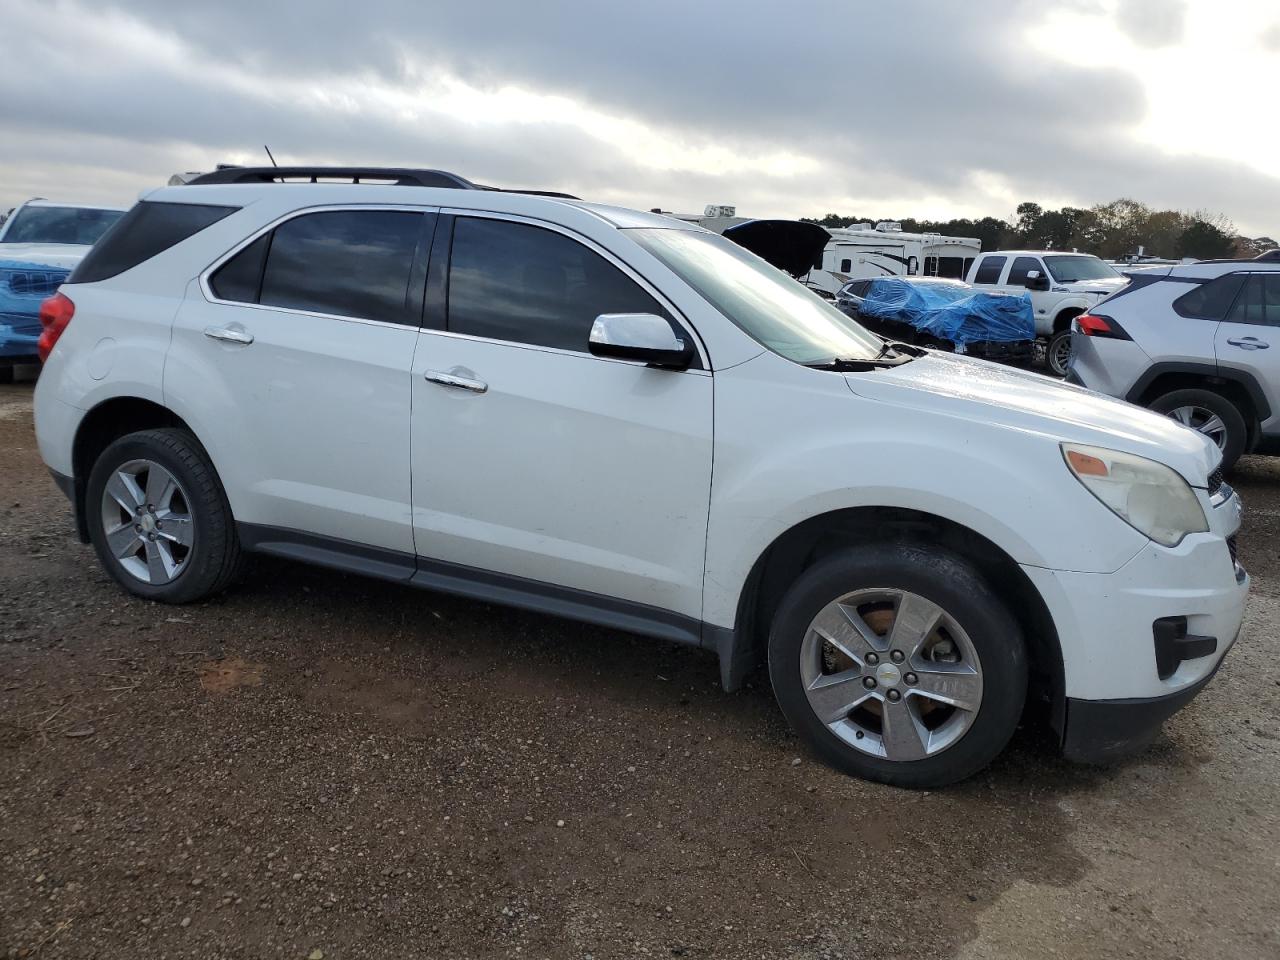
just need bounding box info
[0,259,69,359]
[856,278,1035,348]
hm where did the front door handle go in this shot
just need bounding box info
[1226,336,1270,350]
[424,370,488,394]
[204,325,255,345]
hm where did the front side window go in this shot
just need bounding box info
[214,209,425,324]
[447,217,669,352]
[1174,273,1245,321]
[972,256,1006,284]
[630,228,882,365]
[1006,256,1043,286]
[1225,275,1280,326]
[1043,255,1120,283]
[1,205,123,246]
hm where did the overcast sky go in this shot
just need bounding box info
[2,0,1278,236]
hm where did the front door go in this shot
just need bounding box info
[409,214,713,622]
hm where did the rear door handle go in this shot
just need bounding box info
[1226,336,1269,350]
[424,370,487,394]
[204,325,254,345]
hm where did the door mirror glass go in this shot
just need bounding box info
[588,313,693,369]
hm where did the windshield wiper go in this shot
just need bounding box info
[807,341,924,372]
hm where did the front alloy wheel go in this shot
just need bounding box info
[801,589,983,762]
[769,544,1027,788]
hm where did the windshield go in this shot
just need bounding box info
[1,206,123,246]
[1044,255,1120,284]
[629,228,883,364]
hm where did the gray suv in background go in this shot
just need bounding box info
[1069,257,1280,469]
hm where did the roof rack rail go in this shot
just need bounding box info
[186,166,479,189]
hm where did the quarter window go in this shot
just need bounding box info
[1225,275,1280,326]
[972,256,1006,285]
[1006,256,1043,286]
[840,258,853,272]
[1173,273,1246,321]
[447,217,669,353]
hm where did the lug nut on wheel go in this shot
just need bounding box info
[890,650,905,663]
[904,672,918,685]
[886,689,901,702]
[865,652,879,666]
[862,677,876,689]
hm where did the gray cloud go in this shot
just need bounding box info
[1115,0,1188,49]
[0,0,1276,237]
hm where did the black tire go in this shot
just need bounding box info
[1045,329,1072,377]
[86,428,243,603]
[1149,388,1248,471]
[768,543,1027,789]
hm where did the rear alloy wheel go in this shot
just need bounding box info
[769,544,1027,788]
[87,428,243,603]
[1150,388,1247,471]
[1045,329,1073,377]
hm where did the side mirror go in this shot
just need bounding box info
[588,313,693,369]
[1024,270,1050,291]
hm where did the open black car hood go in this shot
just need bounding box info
[722,219,831,277]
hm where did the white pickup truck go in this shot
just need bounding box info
[965,251,1127,376]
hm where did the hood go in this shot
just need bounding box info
[722,220,830,278]
[0,243,90,271]
[845,352,1218,484]
[1058,276,1127,296]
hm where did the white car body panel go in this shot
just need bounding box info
[410,330,713,618]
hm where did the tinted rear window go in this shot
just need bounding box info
[70,201,238,283]
[258,210,424,324]
[973,256,1006,284]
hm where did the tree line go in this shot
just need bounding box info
[803,199,1276,261]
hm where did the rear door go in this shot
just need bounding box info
[409,212,713,622]
[170,206,434,557]
[1214,272,1280,431]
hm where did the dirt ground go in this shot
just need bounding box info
[1,376,1277,960]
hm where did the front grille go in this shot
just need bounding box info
[1207,467,1224,497]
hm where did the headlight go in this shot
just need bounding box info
[1061,443,1208,547]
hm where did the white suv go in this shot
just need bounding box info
[33,167,1248,787]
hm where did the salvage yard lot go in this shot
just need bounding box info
[1,379,1277,960]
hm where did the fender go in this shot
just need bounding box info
[1125,361,1272,423]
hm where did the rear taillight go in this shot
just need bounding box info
[37,292,75,362]
[1075,312,1131,340]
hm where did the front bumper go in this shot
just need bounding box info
[1022,486,1247,760]
[1061,657,1226,763]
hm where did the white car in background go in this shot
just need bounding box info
[1,200,125,380]
[966,251,1128,376]
[32,168,1246,787]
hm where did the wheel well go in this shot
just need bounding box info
[1132,372,1259,447]
[733,506,1064,727]
[1053,308,1083,333]
[70,397,193,541]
